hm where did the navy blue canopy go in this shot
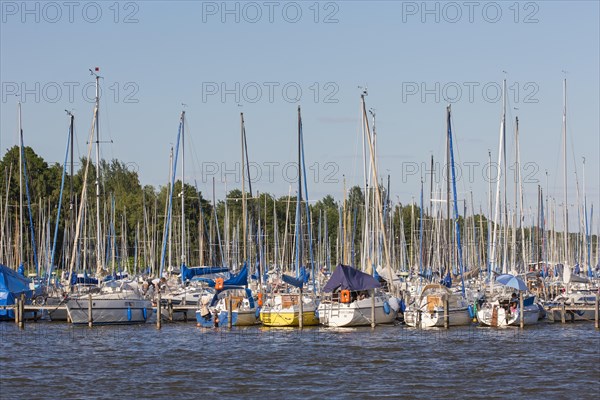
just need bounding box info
[322,264,381,292]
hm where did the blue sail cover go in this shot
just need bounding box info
[322,264,381,292]
[181,264,229,282]
[0,264,33,319]
[282,266,310,289]
[197,263,248,289]
[224,263,248,287]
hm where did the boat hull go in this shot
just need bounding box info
[404,307,472,328]
[260,309,319,327]
[477,304,540,327]
[318,297,397,327]
[195,309,258,327]
[546,308,596,322]
[66,297,153,325]
[45,296,69,321]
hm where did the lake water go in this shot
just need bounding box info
[1,322,598,399]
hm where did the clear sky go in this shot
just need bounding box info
[1,0,598,232]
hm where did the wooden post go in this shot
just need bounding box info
[87,293,93,328]
[156,290,162,329]
[19,294,25,329]
[14,299,20,326]
[168,299,173,322]
[519,292,524,329]
[298,291,304,330]
[371,290,376,329]
[228,296,233,329]
[594,296,599,330]
[561,302,566,324]
[443,296,449,329]
[183,292,188,322]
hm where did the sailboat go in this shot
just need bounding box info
[0,103,41,321]
[260,106,319,327]
[318,94,397,327]
[44,110,76,321]
[477,274,541,327]
[195,263,258,327]
[476,81,541,327]
[404,105,471,328]
[318,264,396,327]
[544,78,598,322]
[66,68,152,325]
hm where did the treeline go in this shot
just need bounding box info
[1,146,596,276]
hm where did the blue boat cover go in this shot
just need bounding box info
[224,263,248,287]
[322,264,381,292]
[181,264,229,282]
[282,266,310,289]
[0,264,33,319]
[197,263,248,289]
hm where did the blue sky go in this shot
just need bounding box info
[1,1,598,232]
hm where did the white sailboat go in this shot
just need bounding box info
[66,68,152,325]
[544,79,598,322]
[404,284,471,328]
[405,105,471,328]
[317,94,397,327]
[318,264,397,327]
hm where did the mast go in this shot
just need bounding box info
[490,78,506,275]
[361,92,369,272]
[515,116,526,271]
[487,150,492,278]
[501,79,508,274]
[296,106,303,275]
[18,102,24,267]
[241,113,247,263]
[180,110,186,268]
[68,110,75,267]
[446,105,451,276]
[562,78,568,264]
[447,105,466,296]
[90,67,103,274]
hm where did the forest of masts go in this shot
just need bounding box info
[1,146,598,279]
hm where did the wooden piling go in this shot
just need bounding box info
[16,298,23,328]
[298,291,304,330]
[14,299,19,326]
[595,296,599,330]
[228,296,233,329]
[371,290,376,329]
[19,294,25,329]
[168,299,173,322]
[87,293,93,328]
[156,290,162,329]
[519,292,524,329]
[561,302,566,324]
[443,296,449,329]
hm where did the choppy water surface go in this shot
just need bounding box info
[1,322,598,399]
